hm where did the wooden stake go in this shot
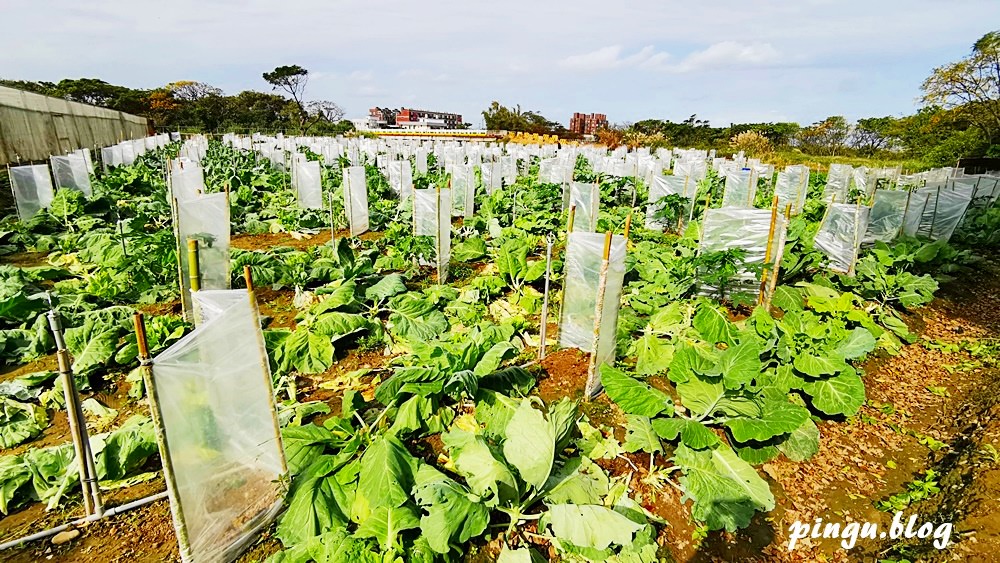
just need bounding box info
[567,204,577,234]
[538,235,554,361]
[585,232,614,398]
[623,212,633,240]
[758,195,780,304]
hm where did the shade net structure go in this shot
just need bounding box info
[824,164,853,203]
[450,165,475,219]
[9,164,55,221]
[149,289,286,562]
[50,154,92,197]
[815,203,870,274]
[388,161,413,200]
[775,166,809,215]
[414,188,452,282]
[698,208,787,299]
[343,166,370,237]
[721,168,756,208]
[569,182,599,232]
[902,184,974,242]
[293,160,323,210]
[170,160,205,203]
[176,192,231,319]
[558,232,627,397]
[863,189,909,244]
[647,174,694,230]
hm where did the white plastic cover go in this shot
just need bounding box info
[294,160,323,209]
[864,190,908,244]
[903,184,974,241]
[814,204,870,274]
[388,160,413,199]
[646,174,694,230]
[50,154,92,197]
[824,164,852,203]
[170,160,205,202]
[343,166,369,236]
[722,168,756,208]
[569,182,599,232]
[699,208,787,297]
[451,165,475,219]
[481,161,502,194]
[774,169,809,215]
[558,232,626,396]
[413,188,452,281]
[177,192,231,317]
[9,164,55,221]
[151,289,285,563]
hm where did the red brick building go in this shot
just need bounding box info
[368,107,463,129]
[569,112,608,135]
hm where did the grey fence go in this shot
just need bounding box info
[0,86,149,165]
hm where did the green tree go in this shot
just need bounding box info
[922,30,1000,144]
[797,116,850,156]
[851,116,898,156]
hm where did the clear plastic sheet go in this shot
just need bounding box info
[9,164,55,221]
[904,184,974,241]
[699,208,786,297]
[450,165,475,219]
[170,160,205,202]
[558,232,626,395]
[150,289,285,562]
[722,168,756,208]
[824,163,852,203]
[814,204,870,274]
[413,188,452,281]
[73,148,95,175]
[343,166,369,236]
[569,182,599,232]
[294,160,323,209]
[50,154,92,197]
[646,174,694,230]
[481,161,502,194]
[177,192,231,318]
[864,189,908,244]
[388,160,413,199]
[775,167,809,214]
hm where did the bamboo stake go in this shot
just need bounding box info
[765,204,792,309]
[848,201,863,276]
[538,234,555,361]
[187,238,200,292]
[623,212,633,240]
[758,195,780,305]
[133,312,193,562]
[585,232,613,398]
[436,186,445,283]
[567,204,576,234]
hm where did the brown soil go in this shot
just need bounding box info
[254,287,298,330]
[231,229,383,253]
[537,348,589,404]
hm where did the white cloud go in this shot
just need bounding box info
[560,45,671,71]
[671,41,781,72]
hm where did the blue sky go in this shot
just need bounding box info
[3,0,998,128]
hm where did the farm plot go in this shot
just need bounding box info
[0,136,998,562]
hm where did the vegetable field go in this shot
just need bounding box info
[2,136,1000,563]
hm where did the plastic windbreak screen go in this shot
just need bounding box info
[10,165,55,221]
[121,143,137,166]
[50,154,92,197]
[699,208,786,298]
[73,149,95,175]
[647,174,693,230]
[538,158,559,184]
[294,160,323,209]
[824,164,852,203]
[970,176,1000,208]
[170,160,205,202]
[774,170,808,215]
[814,204,870,274]
[415,149,428,174]
[721,168,756,208]
[569,182,599,232]
[413,189,451,281]
[901,190,931,239]
[150,290,286,562]
[481,161,502,194]
[863,190,908,244]
[450,165,475,219]
[388,161,413,199]
[558,232,627,395]
[177,192,231,318]
[343,166,369,236]
[192,289,250,327]
[908,184,975,242]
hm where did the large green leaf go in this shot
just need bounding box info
[777,418,820,461]
[280,326,334,375]
[502,399,556,489]
[351,434,418,523]
[542,504,643,551]
[704,339,761,390]
[600,365,673,418]
[667,341,716,384]
[650,417,720,450]
[802,368,866,416]
[365,274,407,303]
[355,505,420,551]
[673,443,775,531]
[692,304,737,345]
[675,374,761,420]
[444,429,519,503]
[388,294,449,343]
[834,328,876,360]
[623,415,663,455]
[633,331,673,376]
[412,464,490,554]
[0,398,48,449]
[724,400,810,443]
[542,457,610,505]
[65,320,120,375]
[282,423,339,475]
[276,456,354,545]
[896,272,938,308]
[793,353,848,377]
[311,312,371,343]
[0,455,31,514]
